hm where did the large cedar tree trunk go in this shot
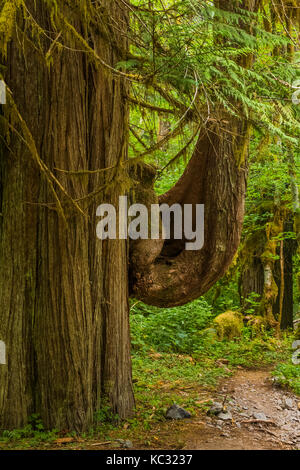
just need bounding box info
[0,1,134,432]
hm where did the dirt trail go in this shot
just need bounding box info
[184,370,300,450]
[46,369,300,451]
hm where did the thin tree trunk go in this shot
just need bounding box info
[239,255,265,314]
[278,239,285,326]
[280,234,295,330]
[273,217,296,330]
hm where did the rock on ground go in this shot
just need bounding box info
[166,404,191,420]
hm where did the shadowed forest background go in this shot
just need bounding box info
[0,0,299,450]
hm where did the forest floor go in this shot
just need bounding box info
[1,334,299,451]
[84,368,300,451]
[1,367,299,451]
[183,369,300,450]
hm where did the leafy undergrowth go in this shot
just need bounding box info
[0,299,297,449]
[130,329,294,427]
[0,414,59,449]
[0,329,295,450]
[272,363,300,395]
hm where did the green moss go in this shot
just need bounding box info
[213,311,243,341]
[234,122,251,166]
[245,315,267,336]
[0,0,21,57]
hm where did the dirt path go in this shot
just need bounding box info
[26,368,299,451]
[184,369,300,450]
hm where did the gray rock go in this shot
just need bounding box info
[166,404,191,420]
[253,412,267,421]
[207,402,223,416]
[218,411,232,421]
[116,439,133,449]
[282,398,294,410]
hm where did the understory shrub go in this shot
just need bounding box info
[130,298,214,353]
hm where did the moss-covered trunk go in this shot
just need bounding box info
[0,0,134,432]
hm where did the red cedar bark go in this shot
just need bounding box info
[0,0,134,431]
[131,122,248,307]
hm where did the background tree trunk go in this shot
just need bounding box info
[273,217,296,330]
[0,0,134,432]
[239,256,265,313]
